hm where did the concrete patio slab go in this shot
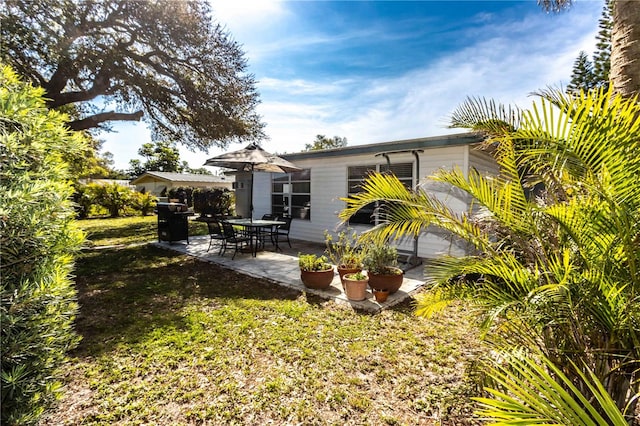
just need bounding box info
[153,235,426,313]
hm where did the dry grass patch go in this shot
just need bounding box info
[41,217,486,425]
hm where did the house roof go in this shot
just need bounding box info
[130,171,233,185]
[281,132,483,161]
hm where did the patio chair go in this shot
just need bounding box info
[257,214,279,249]
[220,221,252,260]
[275,216,292,248]
[206,220,226,254]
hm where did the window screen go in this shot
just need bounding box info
[347,162,414,226]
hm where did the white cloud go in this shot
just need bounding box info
[101,1,603,170]
[210,0,287,30]
[246,4,601,155]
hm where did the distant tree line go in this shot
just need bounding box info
[304,135,348,151]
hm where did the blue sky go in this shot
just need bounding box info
[102,0,603,170]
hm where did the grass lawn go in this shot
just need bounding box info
[79,215,208,247]
[42,216,486,425]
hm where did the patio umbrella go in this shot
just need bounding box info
[204,143,302,219]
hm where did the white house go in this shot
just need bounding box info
[238,132,498,260]
[130,171,234,196]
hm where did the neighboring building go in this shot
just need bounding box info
[79,178,135,188]
[130,171,234,196]
[244,132,499,260]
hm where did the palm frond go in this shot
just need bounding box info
[450,96,522,135]
[339,172,492,250]
[475,351,628,425]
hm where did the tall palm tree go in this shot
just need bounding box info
[539,0,640,99]
[610,1,640,98]
[339,88,640,420]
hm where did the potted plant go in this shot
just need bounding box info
[372,288,389,303]
[298,253,334,290]
[324,229,365,284]
[342,271,369,301]
[363,242,404,294]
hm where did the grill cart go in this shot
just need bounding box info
[155,202,193,244]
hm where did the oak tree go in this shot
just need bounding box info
[1,0,265,150]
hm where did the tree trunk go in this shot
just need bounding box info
[610,1,640,99]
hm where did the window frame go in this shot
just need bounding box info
[271,169,311,220]
[347,162,414,226]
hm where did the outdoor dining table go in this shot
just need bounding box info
[224,218,286,256]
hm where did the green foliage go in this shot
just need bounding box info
[167,186,192,206]
[129,191,157,216]
[476,350,628,425]
[363,243,399,275]
[567,2,612,94]
[92,183,132,218]
[72,182,95,219]
[128,141,186,177]
[0,65,84,425]
[0,0,265,148]
[567,51,596,94]
[339,87,640,419]
[592,1,612,89]
[73,183,155,218]
[192,187,234,216]
[304,135,348,151]
[344,271,368,281]
[324,228,364,268]
[298,254,333,272]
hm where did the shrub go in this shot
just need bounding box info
[0,66,85,424]
[71,182,94,219]
[93,183,131,217]
[130,191,157,216]
[192,187,233,216]
[168,186,192,206]
[340,88,640,420]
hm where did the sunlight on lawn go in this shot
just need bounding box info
[44,217,486,425]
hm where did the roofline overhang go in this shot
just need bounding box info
[281,132,483,161]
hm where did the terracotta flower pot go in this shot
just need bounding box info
[342,274,369,301]
[337,265,363,285]
[367,267,404,294]
[300,268,334,290]
[372,288,389,303]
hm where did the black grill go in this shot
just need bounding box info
[155,202,193,244]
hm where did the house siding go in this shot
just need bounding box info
[249,133,497,260]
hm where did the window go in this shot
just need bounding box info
[272,169,311,220]
[347,162,413,225]
[347,165,377,225]
[380,162,413,189]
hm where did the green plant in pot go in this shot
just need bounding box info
[342,271,369,301]
[363,242,404,294]
[298,253,334,290]
[324,229,365,284]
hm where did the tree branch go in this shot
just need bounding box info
[46,69,112,108]
[68,110,144,131]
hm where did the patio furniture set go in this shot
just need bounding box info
[206,215,292,259]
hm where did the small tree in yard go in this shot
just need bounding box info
[130,191,157,216]
[0,66,85,425]
[93,183,131,218]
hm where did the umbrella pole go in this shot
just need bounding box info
[250,164,254,222]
